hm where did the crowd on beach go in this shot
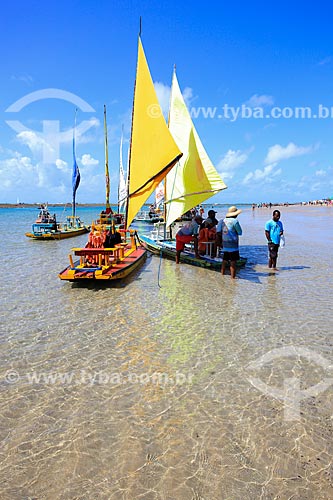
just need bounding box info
[175,205,284,279]
[252,198,332,209]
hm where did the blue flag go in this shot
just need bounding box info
[72,135,80,216]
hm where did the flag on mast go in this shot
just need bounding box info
[72,109,81,217]
[155,181,164,209]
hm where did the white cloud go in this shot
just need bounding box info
[182,86,193,105]
[246,94,274,107]
[80,153,99,166]
[310,182,321,192]
[0,145,106,203]
[69,118,100,146]
[154,82,171,117]
[0,150,72,197]
[55,159,68,170]
[17,156,33,168]
[318,56,333,66]
[17,130,53,154]
[218,149,248,170]
[242,163,282,185]
[0,155,33,171]
[295,166,333,196]
[154,81,194,117]
[217,149,249,181]
[217,148,253,181]
[264,142,313,165]
[10,73,34,84]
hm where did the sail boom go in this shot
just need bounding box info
[128,153,182,198]
[165,190,220,208]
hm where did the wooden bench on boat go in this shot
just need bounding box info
[69,244,127,270]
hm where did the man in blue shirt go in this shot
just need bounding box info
[265,210,284,270]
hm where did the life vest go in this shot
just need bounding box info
[86,230,107,264]
[198,227,216,252]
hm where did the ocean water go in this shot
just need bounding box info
[1,204,333,499]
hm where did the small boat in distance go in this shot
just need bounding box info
[58,35,182,282]
[25,203,89,240]
[26,113,90,240]
[133,209,163,224]
[133,181,165,223]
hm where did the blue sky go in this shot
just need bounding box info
[1,0,333,204]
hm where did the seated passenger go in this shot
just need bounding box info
[175,215,203,263]
[198,221,217,257]
[104,229,122,247]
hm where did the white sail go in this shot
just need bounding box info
[118,127,127,213]
[165,70,227,227]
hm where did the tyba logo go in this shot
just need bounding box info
[5,89,96,163]
[246,346,333,421]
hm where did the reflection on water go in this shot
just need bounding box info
[1,206,333,499]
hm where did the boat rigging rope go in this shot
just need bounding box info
[134,231,141,248]
[157,247,163,288]
[61,203,70,221]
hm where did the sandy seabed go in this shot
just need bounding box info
[0,205,332,499]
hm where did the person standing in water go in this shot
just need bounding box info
[217,206,242,279]
[265,209,284,270]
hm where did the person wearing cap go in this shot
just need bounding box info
[175,215,203,264]
[216,206,242,279]
[204,209,218,227]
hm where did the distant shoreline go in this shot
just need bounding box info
[0,202,330,209]
[0,202,307,208]
[0,203,106,209]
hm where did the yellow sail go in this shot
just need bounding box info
[126,38,183,228]
[165,70,227,227]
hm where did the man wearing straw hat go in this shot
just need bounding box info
[216,206,242,279]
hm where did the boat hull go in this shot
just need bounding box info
[58,245,147,281]
[139,234,246,270]
[25,227,89,240]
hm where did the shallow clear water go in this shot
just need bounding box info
[1,205,333,499]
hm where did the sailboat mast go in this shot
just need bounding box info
[125,31,182,230]
[104,105,111,211]
[72,108,80,218]
[164,65,177,225]
[162,65,177,238]
[125,35,140,230]
[118,124,124,214]
[125,19,142,229]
